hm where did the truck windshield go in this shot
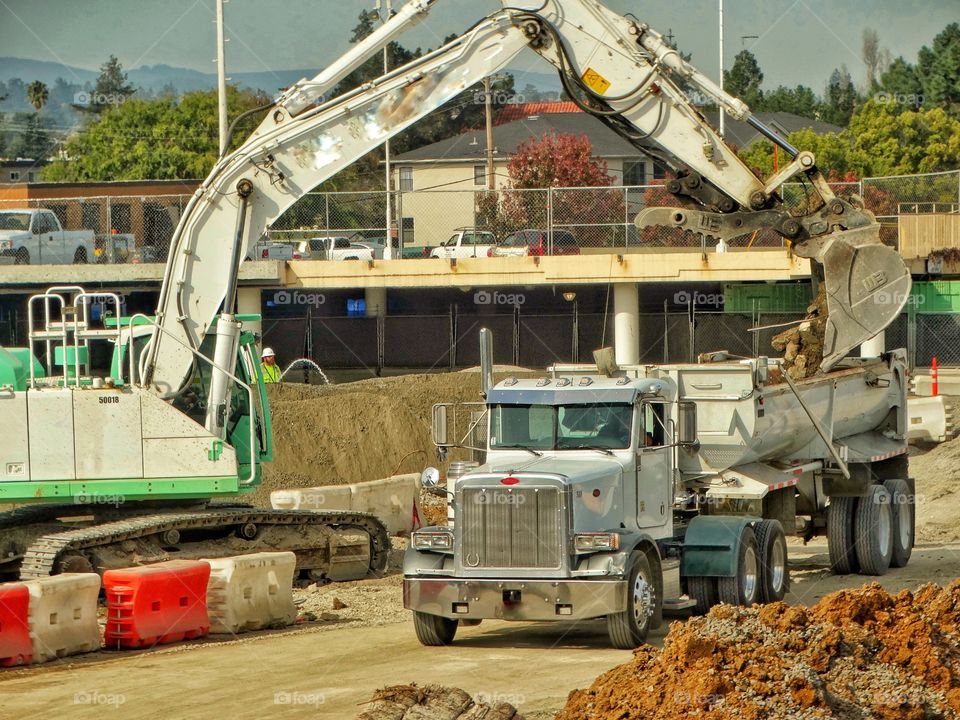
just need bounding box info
[490,403,633,451]
[0,212,31,230]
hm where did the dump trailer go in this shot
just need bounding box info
[404,335,911,648]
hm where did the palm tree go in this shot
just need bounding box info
[26,81,48,112]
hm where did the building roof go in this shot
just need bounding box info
[394,107,842,164]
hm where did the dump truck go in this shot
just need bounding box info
[404,331,912,648]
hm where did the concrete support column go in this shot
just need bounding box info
[236,287,262,344]
[861,330,885,358]
[365,287,387,318]
[614,283,639,366]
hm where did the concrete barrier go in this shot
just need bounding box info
[907,395,954,443]
[23,574,101,663]
[203,552,296,635]
[270,473,422,535]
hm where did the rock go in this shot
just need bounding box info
[333,597,348,610]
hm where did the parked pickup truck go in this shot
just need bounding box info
[429,228,496,259]
[247,239,296,261]
[0,209,96,264]
[296,237,374,261]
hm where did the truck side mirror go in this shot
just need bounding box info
[677,401,697,446]
[432,404,449,446]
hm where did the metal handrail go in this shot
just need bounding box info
[126,313,258,487]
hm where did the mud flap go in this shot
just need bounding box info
[680,515,757,578]
[798,223,911,371]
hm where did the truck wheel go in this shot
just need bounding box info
[607,551,657,648]
[754,519,789,602]
[827,496,860,574]
[884,478,914,568]
[73,247,88,264]
[717,526,760,606]
[14,248,29,265]
[855,484,894,576]
[412,611,458,646]
[686,575,717,615]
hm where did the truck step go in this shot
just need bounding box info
[663,597,697,612]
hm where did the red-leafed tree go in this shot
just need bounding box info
[476,132,625,247]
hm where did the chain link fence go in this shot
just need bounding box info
[3,170,957,264]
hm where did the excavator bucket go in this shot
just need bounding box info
[797,223,911,371]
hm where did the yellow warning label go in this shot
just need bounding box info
[581,67,611,95]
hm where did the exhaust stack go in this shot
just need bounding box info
[479,328,494,397]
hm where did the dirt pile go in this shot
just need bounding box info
[910,436,960,543]
[558,582,960,720]
[251,371,504,506]
[356,684,525,720]
[771,284,827,380]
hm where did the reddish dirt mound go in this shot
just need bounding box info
[356,684,524,719]
[558,582,960,720]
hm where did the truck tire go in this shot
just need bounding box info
[607,551,657,648]
[14,248,29,265]
[686,575,717,615]
[827,496,860,574]
[717,526,760,606]
[854,484,894,576]
[883,478,913,568]
[412,611,458,646]
[754,519,789,602]
[73,247,88,264]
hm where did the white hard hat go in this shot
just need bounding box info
[261,347,275,358]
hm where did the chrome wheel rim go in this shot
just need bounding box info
[632,572,654,625]
[742,545,758,601]
[878,497,892,554]
[770,539,786,592]
[896,491,911,549]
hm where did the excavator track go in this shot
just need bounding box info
[17,508,389,581]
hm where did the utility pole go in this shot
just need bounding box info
[377,0,394,259]
[215,0,228,156]
[484,76,495,190]
[718,0,725,138]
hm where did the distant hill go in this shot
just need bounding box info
[0,57,562,98]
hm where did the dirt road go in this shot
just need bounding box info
[4,539,960,720]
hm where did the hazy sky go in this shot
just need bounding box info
[0,0,955,93]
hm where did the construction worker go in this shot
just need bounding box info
[260,347,282,383]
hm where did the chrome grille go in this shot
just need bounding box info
[459,486,562,569]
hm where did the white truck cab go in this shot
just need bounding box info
[429,228,496,259]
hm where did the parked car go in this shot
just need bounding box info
[0,209,96,264]
[401,245,435,258]
[429,228,496,259]
[296,237,374,261]
[489,229,581,257]
[248,239,296,261]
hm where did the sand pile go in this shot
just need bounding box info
[252,370,525,507]
[910,436,960,543]
[558,582,960,720]
[357,684,524,720]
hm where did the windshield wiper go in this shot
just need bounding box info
[565,444,615,456]
[495,444,543,457]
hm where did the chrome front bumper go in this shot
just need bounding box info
[403,576,626,621]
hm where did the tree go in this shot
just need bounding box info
[879,57,924,109]
[761,85,820,118]
[724,50,764,108]
[82,55,136,113]
[821,66,858,126]
[916,23,960,116]
[12,112,54,159]
[42,86,270,181]
[862,28,891,91]
[26,80,48,112]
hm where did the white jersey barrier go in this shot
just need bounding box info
[203,551,297,634]
[271,473,421,535]
[24,574,101,663]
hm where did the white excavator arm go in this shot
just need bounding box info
[142,0,910,437]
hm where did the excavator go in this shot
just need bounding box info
[0,0,909,580]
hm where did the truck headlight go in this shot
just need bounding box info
[412,529,454,553]
[573,532,620,553]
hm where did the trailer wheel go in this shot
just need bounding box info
[686,576,717,615]
[717,526,760,606]
[884,478,914,568]
[855,484,894,576]
[412,611,458,646]
[827,496,860,574]
[754,519,789,602]
[607,551,657,648]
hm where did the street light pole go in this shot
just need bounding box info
[484,76,495,190]
[718,0,725,138]
[215,0,228,156]
[378,0,394,259]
